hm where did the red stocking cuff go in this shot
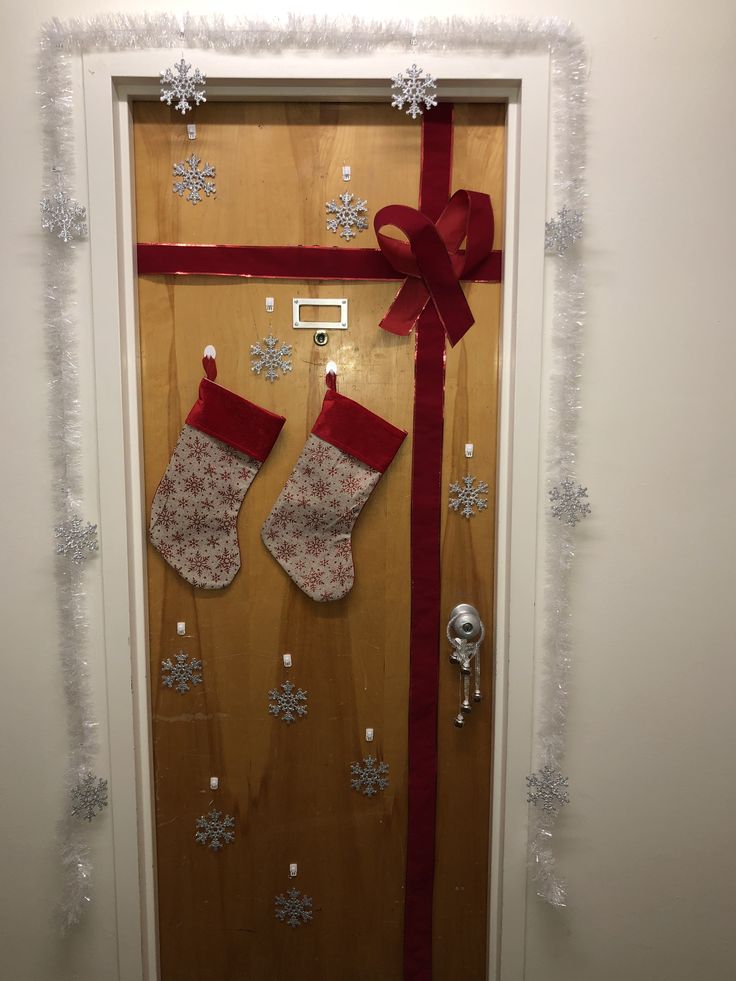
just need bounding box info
[311,389,407,473]
[186,379,285,461]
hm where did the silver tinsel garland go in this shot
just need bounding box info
[39,13,587,926]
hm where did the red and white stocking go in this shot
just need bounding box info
[150,356,285,588]
[261,369,406,601]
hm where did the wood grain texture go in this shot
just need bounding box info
[134,99,504,981]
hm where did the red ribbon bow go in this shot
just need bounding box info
[374,189,495,347]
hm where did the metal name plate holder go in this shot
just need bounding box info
[292,297,348,346]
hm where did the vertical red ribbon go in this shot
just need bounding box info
[403,102,454,981]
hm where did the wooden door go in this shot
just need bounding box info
[134,99,504,981]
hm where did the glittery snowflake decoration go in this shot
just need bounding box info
[391,64,438,119]
[325,191,369,241]
[41,177,88,243]
[250,335,293,382]
[160,58,207,115]
[350,756,390,798]
[275,888,314,928]
[161,651,203,693]
[172,154,216,205]
[195,809,235,851]
[71,773,109,822]
[54,516,99,563]
[549,478,591,526]
[268,681,308,724]
[545,207,584,256]
[526,764,570,813]
[449,475,489,519]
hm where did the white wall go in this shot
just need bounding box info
[3,1,735,980]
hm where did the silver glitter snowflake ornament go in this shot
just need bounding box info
[160,58,206,115]
[55,516,99,563]
[350,756,390,797]
[195,809,235,851]
[161,651,203,693]
[526,764,570,813]
[549,478,591,526]
[325,191,369,241]
[275,888,314,928]
[41,174,88,243]
[268,681,308,724]
[71,773,109,822]
[545,207,584,256]
[391,64,438,119]
[250,335,293,382]
[449,475,489,519]
[173,154,216,205]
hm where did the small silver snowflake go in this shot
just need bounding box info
[71,773,108,822]
[526,764,570,813]
[391,64,438,119]
[545,207,584,255]
[350,756,390,798]
[161,651,203,693]
[549,478,591,526]
[41,178,88,243]
[55,516,99,563]
[195,809,235,851]
[160,58,206,115]
[173,154,216,205]
[268,681,308,724]
[250,335,293,382]
[325,191,369,241]
[275,888,313,928]
[449,475,489,519]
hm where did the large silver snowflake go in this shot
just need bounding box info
[41,180,88,243]
[274,888,313,928]
[195,809,235,851]
[250,335,293,382]
[391,64,438,119]
[350,756,390,797]
[268,681,308,724]
[449,475,489,519]
[172,154,216,205]
[545,207,584,255]
[71,773,108,822]
[549,478,591,526]
[161,651,203,693]
[526,764,570,813]
[160,58,206,115]
[325,191,369,241]
[55,516,99,563]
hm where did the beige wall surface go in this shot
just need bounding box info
[2,1,735,980]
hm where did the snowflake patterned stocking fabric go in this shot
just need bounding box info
[261,371,406,601]
[150,356,285,588]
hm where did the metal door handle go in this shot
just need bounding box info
[447,604,485,728]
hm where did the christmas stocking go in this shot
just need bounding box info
[150,356,285,588]
[261,369,406,601]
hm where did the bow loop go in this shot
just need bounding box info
[374,189,494,346]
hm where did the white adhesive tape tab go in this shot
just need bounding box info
[282,653,292,668]
[176,621,186,636]
[289,863,298,878]
[342,164,351,181]
[465,443,474,458]
[265,296,275,312]
[187,123,197,140]
[210,777,219,790]
[203,344,217,360]
[365,728,374,742]
[326,360,338,377]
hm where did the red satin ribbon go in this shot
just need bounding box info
[374,189,494,344]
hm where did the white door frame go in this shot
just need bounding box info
[80,46,550,981]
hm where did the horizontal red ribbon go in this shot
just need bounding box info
[375,189,494,346]
[136,241,502,283]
